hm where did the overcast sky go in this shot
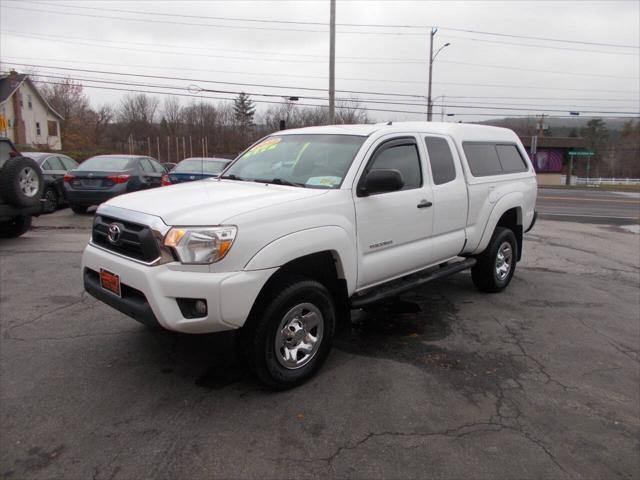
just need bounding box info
[0,0,638,123]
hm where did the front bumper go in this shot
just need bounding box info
[82,244,276,334]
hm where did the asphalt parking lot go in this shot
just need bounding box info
[1,205,639,479]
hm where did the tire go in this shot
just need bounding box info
[0,215,32,238]
[0,156,44,207]
[471,226,517,293]
[239,276,336,390]
[70,204,88,214]
[41,187,58,214]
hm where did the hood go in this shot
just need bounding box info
[104,179,328,226]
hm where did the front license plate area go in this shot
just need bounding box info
[100,269,121,297]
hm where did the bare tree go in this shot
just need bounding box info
[40,77,92,145]
[162,96,183,137]
[335,98,369,124]
[118,94,159,141]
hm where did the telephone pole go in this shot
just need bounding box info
[427,28,450,121]
[328,0,336,124]
[427,28,435,121]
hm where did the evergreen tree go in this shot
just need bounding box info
[233,92,256,127]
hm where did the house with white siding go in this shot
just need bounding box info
[0,70,63,150]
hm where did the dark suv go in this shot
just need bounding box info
[0,138,44,238]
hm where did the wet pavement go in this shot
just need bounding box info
[0,208,638,479]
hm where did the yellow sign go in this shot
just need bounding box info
[0,114,7,131]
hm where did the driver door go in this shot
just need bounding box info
[354,135,434,289]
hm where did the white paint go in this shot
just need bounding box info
[84,122,537,333]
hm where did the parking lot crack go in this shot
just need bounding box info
[492,316,571,391]
[3,294,94,336]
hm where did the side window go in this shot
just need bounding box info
[46,156,65,171]
[139,158,154,173]
[496,145,528,173]
[463,143,502,177]
[425,136,456,185]
[367,139,422,192]
[149,159,164,173]
[59,156,78,170]
[42,160,51,171]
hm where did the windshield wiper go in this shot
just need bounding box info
[220,174,245,181]
[254,178,306,188]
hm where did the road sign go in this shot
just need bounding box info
[568,150,594,156]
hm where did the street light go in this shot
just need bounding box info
[427,27,451,121]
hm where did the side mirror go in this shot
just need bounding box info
[358,169,404,196]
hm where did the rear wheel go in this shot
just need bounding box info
[70,204,88,214]
[239,276,336,390]
[0,156,44,207]
[42,187,59,214]
[0,215,32,238]
[471,226,517,293]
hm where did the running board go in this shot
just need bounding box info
[350,258,476,308]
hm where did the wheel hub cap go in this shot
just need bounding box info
[275,303,324,370]
[19,167,39,198]
[495,242,513,281]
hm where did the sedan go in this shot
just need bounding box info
[162,157,231,186]
[26,152,78,213]
[64,155,164,214]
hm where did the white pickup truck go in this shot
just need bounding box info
[82,122,537,389]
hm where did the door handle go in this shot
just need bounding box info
[417,199,433,209]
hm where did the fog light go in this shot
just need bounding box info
[176,298,208,319]
[194,300,207,316]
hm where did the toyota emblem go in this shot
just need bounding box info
[107,223,121,244]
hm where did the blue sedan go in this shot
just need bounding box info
[162,157,231,186]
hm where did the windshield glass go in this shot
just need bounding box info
[223,134,366,189]
[77,156,132,171]
[175,158,228,174]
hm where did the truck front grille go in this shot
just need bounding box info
[92,214,161,264]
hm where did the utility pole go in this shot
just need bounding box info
[427,29,450,122]
[328,0,336,124]
[427,27,435,121]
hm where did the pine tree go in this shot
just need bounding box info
[233,92,256,127]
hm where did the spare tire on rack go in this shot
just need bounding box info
[0,156,44,207]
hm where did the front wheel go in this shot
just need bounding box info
[239,277,336,390]
[471,226,517,293]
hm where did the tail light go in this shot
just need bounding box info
[161,174,171,186]
[63,173,75,183]
[107,174,131,184]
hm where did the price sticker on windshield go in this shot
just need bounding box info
[244,137,281,157]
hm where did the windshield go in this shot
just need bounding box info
[223,134,366,189]
[174,158,228,174]
[77,156,132,171]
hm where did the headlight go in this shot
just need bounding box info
[164,226,237,264]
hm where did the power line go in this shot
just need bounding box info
[10,69,639,116]
[4,3,640,57]
[438,34,640,57]
[21,76,640,119]
[4,30,637,80]
[0,31,423,65]
[5,61,638,98]
[5,55,638,106]
[24,0,640,49]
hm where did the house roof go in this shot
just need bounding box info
[0,73,64,120]
[519,136,587,149]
